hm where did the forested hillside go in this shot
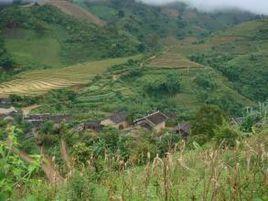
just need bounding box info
[0,3,141,73]
[177,19,268,101]
[0,0,259,74]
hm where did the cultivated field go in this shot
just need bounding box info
[148,51,203,69]
[0,55,140,96]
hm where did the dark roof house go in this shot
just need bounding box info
[24,114,71,125]
[134,111,168,133]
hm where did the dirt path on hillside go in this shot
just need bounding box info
[9,130,64,184]
[60,139,71,169]
[16,147,64,184]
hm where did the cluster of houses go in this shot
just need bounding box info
[81,111,170,133]
[79,111,192,138]
[0,100,191,137]
[0,97,192,138]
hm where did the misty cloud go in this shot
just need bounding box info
[138,0,268,15]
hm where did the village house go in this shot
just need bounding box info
[134,111,168,133]
[100,112,128,129]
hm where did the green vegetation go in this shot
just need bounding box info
[0,1,267,200]
[0,34,15,82]
[83,0,258,40]
[0,124,40,200]
[182,19,268,102]
[5,30,62,68]
[0,55,141,96]
[26,59,252,123]
[1,112,267,200]
[0,4,141,73]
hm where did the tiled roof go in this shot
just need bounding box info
[135,111,168,126]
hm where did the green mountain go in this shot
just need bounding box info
[0,1,268,200]
[0,0,259,72]
[0,3,141,72]
[0,0,266,114]
[178,19,268,102]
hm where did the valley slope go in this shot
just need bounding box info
[0,1,266,117]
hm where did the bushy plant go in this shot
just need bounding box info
[214,123,240,147]
[72,142,92,164]
[194,72,217,91]
[64,171,97,201]
[144,72,181,97]
[0,125,40,200]
[157,132,181,155]
[191,106,226,145]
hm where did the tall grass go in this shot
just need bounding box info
[103,134,267,201]
[9,130,268,201]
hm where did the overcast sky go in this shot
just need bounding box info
[138,0,268,15]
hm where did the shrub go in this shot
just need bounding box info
[156,132,181,156]
[214,124,240,147]
[144,72,181,96]
[188,134,209,147]
[0,126,40,199]
[64,171,96,201]
[241,115,255,132]
[40,121,54,135]
[72,142,92,164]
[191,106,226,144]
[194,72,216,91]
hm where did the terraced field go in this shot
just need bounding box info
[0,55,141,96]
[148,51,203,68]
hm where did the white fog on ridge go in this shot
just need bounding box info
[138,0,268,15]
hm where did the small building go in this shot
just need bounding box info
[24,114,71,125]
[101,112,128,129]
[24,113,50,124]
[134,111,168,133]
[174,123,191,139]
[0,107,17,118]
[83,121,103,132]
